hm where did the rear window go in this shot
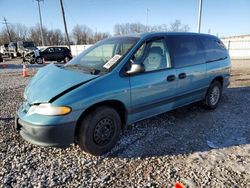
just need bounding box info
[168,35,205,68]
[200,36,228,62]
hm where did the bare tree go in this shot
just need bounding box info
[114,20,190,35]
[92,32,110,43]
[46,29,65,45]
[72,24,93,45]
[169,20,190,32]
[29,24,44,45]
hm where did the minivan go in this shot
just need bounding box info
[15,32,231,155]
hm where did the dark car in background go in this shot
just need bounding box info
[24,46,72,64]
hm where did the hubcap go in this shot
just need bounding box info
[210,86,220,106]
[93,118,115,146]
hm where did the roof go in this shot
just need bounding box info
[112,32,217,39]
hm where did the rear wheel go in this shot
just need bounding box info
[64,56,70,63]
[204,81,222,109]
[36,57,43,64]
[77,106,121,156]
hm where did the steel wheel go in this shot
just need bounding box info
[93,118,115,146]
[209,85,220,106]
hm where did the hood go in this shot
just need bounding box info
[24,64,98,104]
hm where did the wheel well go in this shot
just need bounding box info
[212,76,223,87]
[75,100,127,136]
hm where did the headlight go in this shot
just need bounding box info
[28,103,71,116]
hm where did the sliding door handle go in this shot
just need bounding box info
[167,75,176,82]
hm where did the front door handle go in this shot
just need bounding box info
[167,75,176,82]
[178,73,186,79]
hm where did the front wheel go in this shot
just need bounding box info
[204,81,222,110]
[76,106,121,156]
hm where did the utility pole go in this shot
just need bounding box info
[2,17,12,42]
[59,0,71,50]
[35,0,45,46]
[197,0,203,33]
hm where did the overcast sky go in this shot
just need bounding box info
[0,0,250,37]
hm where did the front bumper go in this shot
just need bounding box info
[15,115,76,147]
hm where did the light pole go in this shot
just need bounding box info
[35,0,45,46]
[197,0,203,33]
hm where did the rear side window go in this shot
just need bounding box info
[168,35,205,68]
[200,36,228,62]
[55,47,64,52]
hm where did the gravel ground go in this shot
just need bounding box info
[0,59,250,187]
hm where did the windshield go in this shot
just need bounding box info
[65,37,139,74]
[23,42,36,48]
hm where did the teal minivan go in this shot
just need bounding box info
[15,32,231,155]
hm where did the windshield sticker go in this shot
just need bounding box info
[103,54,122,69]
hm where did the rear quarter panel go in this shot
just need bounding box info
[206,57,231,88]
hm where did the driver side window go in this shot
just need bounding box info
[133,39,171,72]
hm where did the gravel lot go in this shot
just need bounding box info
[0,59,250,187]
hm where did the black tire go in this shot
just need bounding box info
[64,56,70,63]
[204,81,222,110]
[10,54,14,59]
[29,59,35,64]
[77,106,121,156]
[36,57,43,64]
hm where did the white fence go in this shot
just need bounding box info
[221,38,250,60]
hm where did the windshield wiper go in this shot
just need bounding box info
[90,69,101,75]
[65,64,101,75]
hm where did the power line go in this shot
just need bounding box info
[59,0,71,50]
[35,0,45,46]
[2,17,12,42]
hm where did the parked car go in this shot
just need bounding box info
[8,42,18,58]
[15,32,231,155]
[0,43,9,55]
[17,41,37,57]
[24,46,72,64]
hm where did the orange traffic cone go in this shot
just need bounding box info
[175,182,185,188]
[23,63,28,77]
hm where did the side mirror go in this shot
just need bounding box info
[126,63,145,75]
